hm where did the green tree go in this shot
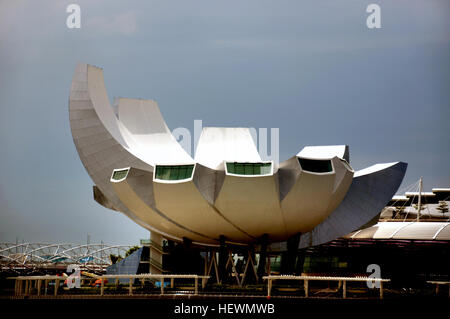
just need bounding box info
[109,246,140,264]
[394,206,405,219]
[436,201,449,218]
[125,246,140,257]
[109,254,123,264]
[413,203,427,219]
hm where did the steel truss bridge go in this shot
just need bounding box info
[0,242,134,275]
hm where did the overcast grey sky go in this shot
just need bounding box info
[0,0,449,245]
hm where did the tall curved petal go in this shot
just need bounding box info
[70,63,185,241]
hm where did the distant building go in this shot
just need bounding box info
[382,188,450,220]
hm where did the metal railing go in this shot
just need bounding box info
[262,275,390,299]
[9,274,210,297]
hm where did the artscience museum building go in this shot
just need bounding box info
[69,63,407,250]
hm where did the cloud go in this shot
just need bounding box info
[86,11,138,36]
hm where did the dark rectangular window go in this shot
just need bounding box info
[226,162,272,175]
[155,165,195,180]
[298,158,332,173]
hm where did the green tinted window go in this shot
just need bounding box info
[226,162,272,175]
[298,158,332,173]
[161,166,170,180]
[244,163,253,175]
[178,166,187,179]
[186,165,194,178]
[260,164,272,175]
[112,169,129,181]
[169,167,179,180]
[155,165,194,180]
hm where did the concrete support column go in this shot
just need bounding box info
[281,233,301,274]
[243,245,257,284]
[150,232,163,274]
[218,236,227,284]
[295,247,306,275]
[257,234,269,279]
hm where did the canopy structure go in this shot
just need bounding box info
[345,222,450,241]
[69,63,407,247]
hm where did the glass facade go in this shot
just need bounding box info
[112,169,129,181]
[226,162,272,175]
[298,158,332,173]
[106,247,143,284]
[155,165,194,180]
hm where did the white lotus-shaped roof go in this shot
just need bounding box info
[69,64,407,246]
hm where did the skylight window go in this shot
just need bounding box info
[298,158,332,173]
[155,165,194,180]
[111,168,129,181]
[226,162,272,176]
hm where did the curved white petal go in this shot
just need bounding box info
[279,155,354,235]
[214,173,288,241]
[280,160,336,234]
[70,63,186,241]
[195,127,261,170]
[299,161,408,248]
[110,167,215,243]
[117,98,194,165]
[153,176,254,243]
